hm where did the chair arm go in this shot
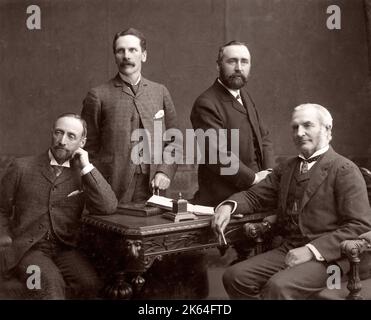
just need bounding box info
[340,238,371,300]
[243,221,272,239]
[243,215,276,254]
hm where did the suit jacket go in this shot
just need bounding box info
[190,80,274,206]
[0,153,118,273]
[229,147,371,271]
[81,74,178,203]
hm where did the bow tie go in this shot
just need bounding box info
[301,155,322,163]
[300,155,322,174]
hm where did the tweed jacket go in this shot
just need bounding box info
[190,80,275,206]
[81,74,178,203]
[0,153,118,272]
[229,147,371,268]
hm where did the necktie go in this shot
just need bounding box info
[235,94,243,106]
[124,81,139,95]
[52,165,64,177]
[300,155,322,174]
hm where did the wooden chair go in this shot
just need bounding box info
[0,236,30,299]
[243,167,371,300]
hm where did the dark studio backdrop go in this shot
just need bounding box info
[1,0,370,198]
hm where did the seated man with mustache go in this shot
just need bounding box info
[0,113,117,299]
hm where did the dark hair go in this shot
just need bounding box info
[54,113,87,138]
[216,40,249,65]
[112,28,147,53]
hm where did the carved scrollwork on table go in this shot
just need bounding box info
[143,231,215,255]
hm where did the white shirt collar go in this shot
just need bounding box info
[298,145,329,160]
[119,72,141,85]
[217,78,240,99]
[48,149,70,168]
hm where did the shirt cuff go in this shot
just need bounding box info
[81,163,94,176]
[252,173,258,185]
[214,200,238,215]
[306,244,325,261]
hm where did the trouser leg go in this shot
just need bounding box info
[261,260,329,300]
[53,249,102,299]
[223,244,288,299]
[16,249,65,299]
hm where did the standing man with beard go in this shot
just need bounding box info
[81,28,178,205]
[191,41,275,206]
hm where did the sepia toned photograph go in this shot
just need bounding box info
[0,0,371,311]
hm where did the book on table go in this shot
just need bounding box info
[146,195,215,216]
[117,202,165,217]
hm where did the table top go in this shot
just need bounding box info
[82,211,270,237]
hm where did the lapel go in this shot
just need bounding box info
[39,152,55,184]
[280,157,298,214]
[54,164,75,186]
[240,88,263,151]
[299,147,335,211]
[214,80,247,115]
[113,73,135,98]
[214,81,264,155]
[38,151,75,185]
[131,77,157,139]
[113,74,154,136]
[135,76,148,99]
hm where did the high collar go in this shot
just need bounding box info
[298,145,329,161]
[48,149,71,168]
[119,72,141,85]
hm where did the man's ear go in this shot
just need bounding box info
[142,50,147,63]
[216,62,220,73]
[80,137,86,148]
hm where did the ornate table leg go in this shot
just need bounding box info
[101,271,133,299]
[101,239,162,299]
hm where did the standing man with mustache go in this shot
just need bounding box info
[191,41,275,206]
[81,28,178,205]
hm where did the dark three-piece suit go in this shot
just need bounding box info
[191,80,275,206]
[0,153,117,298]
[224,147,371,299]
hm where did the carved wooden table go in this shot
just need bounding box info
[81,212,269,299]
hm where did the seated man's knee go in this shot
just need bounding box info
[262,274,290,299]
[222,265,238,291]
[223,264,260,298]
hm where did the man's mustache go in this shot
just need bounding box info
[230,72,245,79]
[54,146,67,151]
[120,60,135,67]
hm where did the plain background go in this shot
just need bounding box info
[0,0,370,162]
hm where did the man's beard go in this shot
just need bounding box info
[219,69,248,90]
[51,146,73,163]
